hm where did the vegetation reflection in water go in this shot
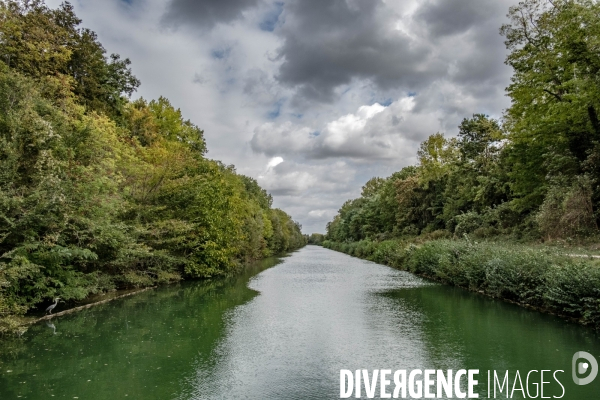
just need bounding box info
[1,246,599,399]
[0,256,283,399]
[381,286,600,398]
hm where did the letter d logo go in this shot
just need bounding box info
[572,351,598,385]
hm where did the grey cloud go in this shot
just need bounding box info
[162,0,260,30]
[242,69,281,107]
[250,122,312,157]
[415,0,506,38]
[273,0,517,105]
[450,29,510,86]
[274,0,439,102]
[258,159,355,196]
[193,73,209,85]
[414,0,517,93]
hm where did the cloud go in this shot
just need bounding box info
[161,0,260,30]
[259,1,284,32]
[266,156,284,169]
[251,122,313,157]
[258,159,355,193]
[274,0,439,102]
[251,98,435,160]
[242,69,282,107]
[259,169,317,196]
[308,209,331,218]
[272,0,516,106]
[50,0,521,234]
[414,0,507,38]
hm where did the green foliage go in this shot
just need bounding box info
[536,175,598,239]
[0,0,140,116]
[453,212,484,237]
[0,1,305,333]
[501,0,600,212]
[307,233,325,245]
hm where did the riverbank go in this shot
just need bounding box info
[322,238,600,329]
[25,286,156,327]
[1,249,302,337]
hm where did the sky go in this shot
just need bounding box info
[47,0,520,234]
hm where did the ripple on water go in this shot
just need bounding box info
[2,246,600,400]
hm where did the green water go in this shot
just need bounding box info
[0,246,599,399]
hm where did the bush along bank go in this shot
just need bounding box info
[322,238,600,329]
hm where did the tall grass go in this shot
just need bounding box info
[322,239,600,329]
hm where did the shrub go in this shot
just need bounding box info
[454,212,484,237]
[537,176,598,240]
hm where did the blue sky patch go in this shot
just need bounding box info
[259,2,284,32]
[211,47,232,60]
[268,99,285,119]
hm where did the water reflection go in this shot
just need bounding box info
[185,247,434,399]
[0,256,282,399]
[383,285,600,398]
[45,320,57,335]
[0,246,599,399]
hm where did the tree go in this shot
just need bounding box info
[501,0,600,212]
[0,1,140,116]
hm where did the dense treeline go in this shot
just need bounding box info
[307,233,325,245]
[326,0,600,244]
[0,0,305,333]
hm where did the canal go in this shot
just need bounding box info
[0,245,598,399]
